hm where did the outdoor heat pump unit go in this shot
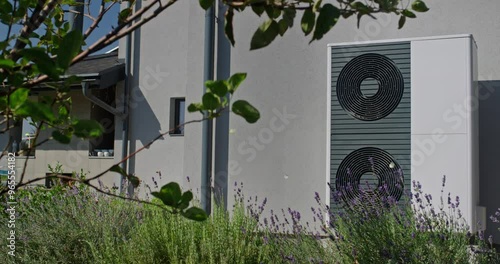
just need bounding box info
[327,35,481,231]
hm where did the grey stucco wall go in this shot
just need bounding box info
[124,0,500,240]
[121,1,206,197]
[228,0,500,239]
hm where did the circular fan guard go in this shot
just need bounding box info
[335,147,404,208]
[336,53,404,121]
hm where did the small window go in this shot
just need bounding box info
[89,87,116,157]
[10,116,37,157]
[170,97,185,135]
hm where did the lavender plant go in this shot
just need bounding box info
[316,176,498,264]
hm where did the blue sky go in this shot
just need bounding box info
[0,1,120,54]
[81,2,120,53]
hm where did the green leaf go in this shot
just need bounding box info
[178,191,193,210]
[0,59,14,69]
[313,0,323,13]
[118,8,132,25]
[301,8,316,36]
[278,19,288,36]
[8,88,29,109]
[72,119,104,138]
[0,96,6,110]
[15,101,56,122]
[312,4,340,41]
[411,0,429,12]
[187,103,204,113]
[398,15,406,29]
[250,20,280,50]
[202,93,220,110]
[58,104,69,118]
[356,13,363,29]
[0,1,13,14]
[199,0,214,10]
[232,100,260,124]
[350,2,371,13]
[109,165,140,188]
[56,30,83,71]
[182,207,208,221]
[20,48,60,79]
[7,72,24,87]
[52,130,71,144]
[205,80,229,97]
[282,8,296,27]
[225,8,235,46]
[341,10,355,19]
[251,5,265,16]
[228,72,247,94]
[402,9,416,18]
[265,6,281,19]
[152,182,182,207]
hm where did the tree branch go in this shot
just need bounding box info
[10,0,60,61]
[3,0,17,45]
[1,115,210,195]
[83,0,116,40]
[24,0,181,87]
[84,117,206,183]
[18,120,45,185]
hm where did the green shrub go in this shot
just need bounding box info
[1,185,332,264]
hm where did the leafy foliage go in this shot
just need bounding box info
[188,72,260,124]
[151,182,207,221]
[195,0,429,50]
[0,0,428,252]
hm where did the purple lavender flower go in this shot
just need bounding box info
[491,215,500,223]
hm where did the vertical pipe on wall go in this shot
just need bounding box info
[68,0,84,32]
[214,1,231,209]
[120,1,133,195]
[201,4,216,214]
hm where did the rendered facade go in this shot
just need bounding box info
[117,0,500,241]
[1,0,500,242]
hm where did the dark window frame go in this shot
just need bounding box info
[170,97,185,136]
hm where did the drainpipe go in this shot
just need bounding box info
[214,1,231,209]
[201,4,216,214]
[81,82,125,119]
[121,1,134,196]
[68,0,84,33]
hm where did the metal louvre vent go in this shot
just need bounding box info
[335,147,404,208]
[336,53,404,121]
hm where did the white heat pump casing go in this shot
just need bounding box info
[411,35,479,231]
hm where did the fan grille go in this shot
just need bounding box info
[336,53,404,121]
[335,147,404,208]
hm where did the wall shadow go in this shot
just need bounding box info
[478,80,500,243]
